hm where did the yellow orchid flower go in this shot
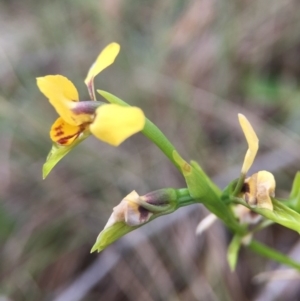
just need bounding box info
[37,43,145,147]
[238,114,276,210]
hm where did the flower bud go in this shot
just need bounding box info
[104,189,178,229]
[140,189,178,208]
[91,188,179,252]
[104,190,152,229]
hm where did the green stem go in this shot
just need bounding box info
[176,188,196,207]
[248,240,300,271]
[98,90,181,172]
[142,119,180,171]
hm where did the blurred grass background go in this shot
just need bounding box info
[1,0,300,300]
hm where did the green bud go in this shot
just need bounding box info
[91,188,181,253]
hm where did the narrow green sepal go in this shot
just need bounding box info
[43,132,89,179]
[91,222,137,253]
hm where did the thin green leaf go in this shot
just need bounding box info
[227,235,242,271]
[248,240,300,271]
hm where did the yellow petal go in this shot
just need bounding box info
[256,170,275,210]
[242,171,275,211]
[89,104,145,146]
[37,75,95,125]
[37,75,79,125]
[84,43,120,100]
[238,114,259,174]
[50,117,86,145]
[85,43,120,84]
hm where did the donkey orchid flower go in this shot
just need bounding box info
[37,43,145,147]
